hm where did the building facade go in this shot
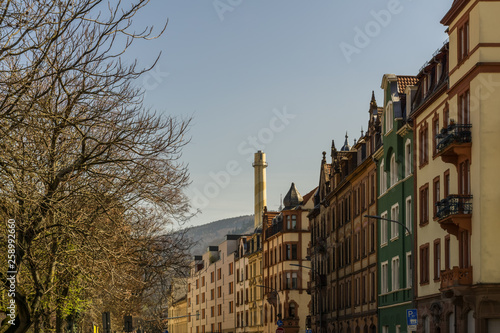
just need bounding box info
[262,183,314,333]
[188,236,239,333]
[376,75,417,333]
[411,1,500,331]
[310,96,382,333]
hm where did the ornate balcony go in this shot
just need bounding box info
[436,195,472,235]
[436,123,471,164]
[440,266,473,290]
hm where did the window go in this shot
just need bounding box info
[458,20,469,63]
[291,215,297,229]
[434,239,441,280]
[433,115,440,155]
[380,211,388,245]
[370,271,376,301]
[218,304,222,316]
[390,154,398,186]
[419,123,429,166]
[459,90,470,124]
[444,106,450,128]
[448,312,455,333]
[405,196,412,234]
[381,261,389,294]
[433,177,440,218]
[445,235,451,270]
[286,244,297,260]
[385,102,393,133]
[229,282,234,294]
[289,303,296,318]
[217,286,222,298]
[405,139,412,176]
[202,292,205,303]
[380,160,387,193]
[420,184,429,225]
[460,230,471,268]
[202,309,205,319]
[391,204,400,240]
[211,289,214,300]
[420,244,430,284]
[292,273,298,289]
[229,263,233,275]
[217,268,221,280]
[444,169,450,197]
[392,256,400,291]
[211,272,214,283]
[459,160,471,195]
[406,252,413,288]
[196,295,199,305]
[382,326,389,333]
[211,306,214,317]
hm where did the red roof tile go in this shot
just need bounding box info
[397,76,419,94]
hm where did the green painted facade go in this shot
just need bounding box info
[377,76,415,333]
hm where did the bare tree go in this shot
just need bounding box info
[0,1,193,332]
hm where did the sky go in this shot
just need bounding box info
[126,0,452,227]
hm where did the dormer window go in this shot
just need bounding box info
[385,102,393,134]
[436,63,442,85]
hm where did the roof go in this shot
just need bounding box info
[302,187,318,204]
[397,76,419,94]
[283,182,303,209]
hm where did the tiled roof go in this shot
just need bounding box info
[397,76,419,94]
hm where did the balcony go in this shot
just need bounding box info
[440,266,473,290]
[436,123,471,164]
[436,195,472,235]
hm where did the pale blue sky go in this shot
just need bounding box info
[128,0,452,227]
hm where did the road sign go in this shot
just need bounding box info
[407,309,418,327]
[277,320,284,327]
[276,327,285,333]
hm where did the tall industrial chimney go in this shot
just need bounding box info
[253,150,267,229]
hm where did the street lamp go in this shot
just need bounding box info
[256,285,281,321]
[364,214,415,308]
[290,264,324,333]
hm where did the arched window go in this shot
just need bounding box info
[423,316,430,333]
[385,102,394,133]
[380,160,387,193]
[405,139,412,176]
[390,153,398,186]
[288,302,296,318]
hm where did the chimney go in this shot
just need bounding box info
[253,151,267,228]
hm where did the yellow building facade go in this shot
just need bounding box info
[412,1,500,331]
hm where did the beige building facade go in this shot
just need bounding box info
[411,1,500,331]
[262,183,314,333]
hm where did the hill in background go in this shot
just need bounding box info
[185,215,254,255]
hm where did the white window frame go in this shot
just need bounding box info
[406,251,412,288]
[405,139,412,177]
[381,211,388,246]
[390,153,398,186]
[380,160,387,194]
[392,256,400,291]
[391,203,400,240]
[385,101,393,134]
[405,196,412,234]
[381,261,389,294]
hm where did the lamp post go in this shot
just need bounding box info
[256,285,281,321]
[290,263,324,333]
[364,214,416,329]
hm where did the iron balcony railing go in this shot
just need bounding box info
[436,123,472,152]
[265,222,283,239]
[436,195,473,219]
